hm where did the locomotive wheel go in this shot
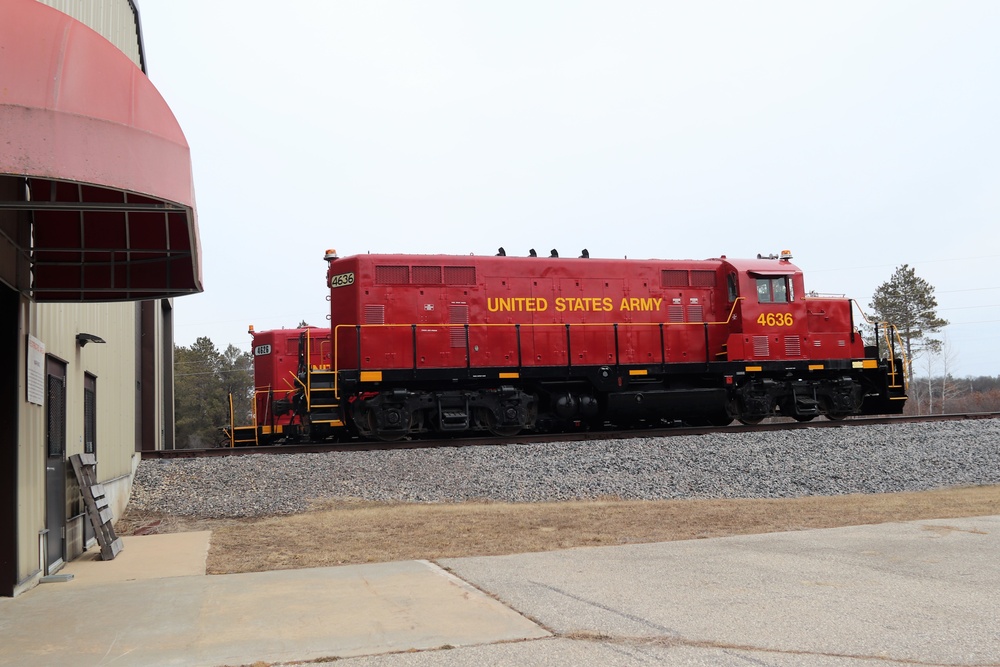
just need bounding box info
[366,409,408,442]
[484,409,522,437]
[488,423,522,437]
[792,414,816,422]
[477,408,524,438]
[738,416,763,425]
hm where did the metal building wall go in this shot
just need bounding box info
[34,302,140,481]
[16,301,141,590]
[36,0,143,69]
[13,297,41,593]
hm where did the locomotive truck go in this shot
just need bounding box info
[224,249,907,445]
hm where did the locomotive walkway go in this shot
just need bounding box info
[1,516,999,666]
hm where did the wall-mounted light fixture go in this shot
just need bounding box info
[76,333,106,347]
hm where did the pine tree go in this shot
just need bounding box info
[174,337,253,448]
[869,264,948,383]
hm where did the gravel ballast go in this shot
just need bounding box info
[129,420,1000,519]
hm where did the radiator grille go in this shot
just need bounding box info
[375,265,409,284]
[753,336,770,357]
[661,270,688,287]
[784,336,802,356]
[444,266,476,284]
[691,270,716,287]
[449,303,469,347]
[411,266,442,284]
[364,304,385,325]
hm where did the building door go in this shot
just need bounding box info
[83,374,97,544]
[45,358,67,574]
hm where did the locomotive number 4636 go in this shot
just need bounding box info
[330,272,355,288]
[757,312,794,327]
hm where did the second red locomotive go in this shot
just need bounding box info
[227,248,907,444]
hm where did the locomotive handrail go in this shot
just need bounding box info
[723,297,744,325]
[888,326,909,391]
[226,394,235,447]
[849,299,910,392]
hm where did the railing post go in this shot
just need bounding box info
[465,323,471,373]
[412,324,417,376]
[565,323,572,371]
[515,323,522,371]
[614,323,620,369]
[659,322,665,368]
[703,322,710,365]
[355,324,362,373]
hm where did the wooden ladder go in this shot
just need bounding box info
[70,453,123,560]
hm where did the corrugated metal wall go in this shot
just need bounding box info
[34,302,140,480]
[36,0,143,68]
[17,301,141,585]
[14,297,42,588]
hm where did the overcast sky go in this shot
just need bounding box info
[138,1,1000,378]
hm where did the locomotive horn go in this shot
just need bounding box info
[550,249,559,258]
[529,248,537,257]
[496,247,506,256]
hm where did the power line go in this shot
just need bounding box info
[939,304,1000,311]
[938,286,1000,293]
[174,369,252,377]
[811,255,1000,274]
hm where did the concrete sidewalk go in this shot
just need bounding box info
[0,532,547,667]
[1,516,998,667]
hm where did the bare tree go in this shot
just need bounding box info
[937,336,961,413]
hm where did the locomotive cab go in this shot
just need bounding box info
[717,251,899,423]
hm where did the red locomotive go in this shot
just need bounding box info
[228,326,330,445]
[225,248,907,444]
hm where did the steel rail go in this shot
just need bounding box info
[142,412,1000,459]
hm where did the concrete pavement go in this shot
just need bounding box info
[0,516,997,666]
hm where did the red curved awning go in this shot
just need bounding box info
[0,0,202,301]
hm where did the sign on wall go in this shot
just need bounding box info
[27,334,44,405]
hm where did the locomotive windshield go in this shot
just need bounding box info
[755,276,792,303]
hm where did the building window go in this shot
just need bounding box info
[46,373,66,459]
[84,374,97,455]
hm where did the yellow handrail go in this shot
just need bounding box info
[226,393,235,447]
[850,300,909,392]
[329,303,748,400]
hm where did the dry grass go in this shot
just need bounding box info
[117,486,1000,576]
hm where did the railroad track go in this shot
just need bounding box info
[141,411,1000,459]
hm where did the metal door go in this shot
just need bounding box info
[45,358,66,574]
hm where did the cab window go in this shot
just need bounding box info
[727,273,738,302]
[756,276,791,303]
